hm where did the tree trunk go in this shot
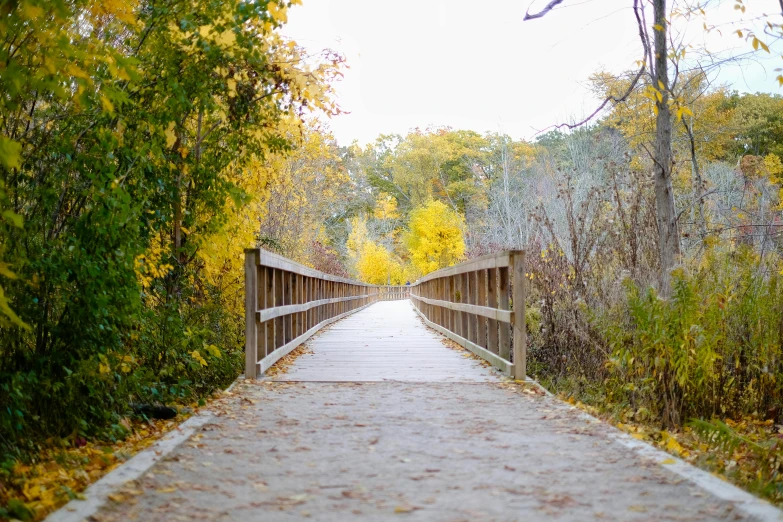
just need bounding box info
[652,0,680,295]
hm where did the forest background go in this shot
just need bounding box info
[5,0,783,518]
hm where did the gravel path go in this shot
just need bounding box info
[88,380,764,521]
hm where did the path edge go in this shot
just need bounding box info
[40,376,247,522]
[533,378,783,521]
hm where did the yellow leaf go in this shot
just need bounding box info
[165,122,177,148]
[67,64,91,81]
[216,30,236,47]
[0,135,22,170]
[267,1,288,23]
[660,458,677,465]
[661,431,685,456]
[653,24,664,31]
[22,3,44,19]
[189,350,208,367]
[100,95,114,114]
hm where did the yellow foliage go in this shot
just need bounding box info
[346,216,370,264]
[198,155,275,319]
[198,123,347,320]
[205,344,222,358]
[373,192,400,220]
[134,235,173,290]
[258,122,350,264]
[356,241,404,285]
[764,153,783,181]
[3,415,187,520]
[189,350,208,367]
[404,200,465,275]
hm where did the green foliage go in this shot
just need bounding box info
[687,418,764,456]
[595,248,783,428]
[0,0,340,463]
[728,93,783,158]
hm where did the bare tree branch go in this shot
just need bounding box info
[523,0,566,21]
[528,0,648,131]
[552,65,645,130]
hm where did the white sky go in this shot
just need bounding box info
[282,0,783,146]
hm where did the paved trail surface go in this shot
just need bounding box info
[78,302,777,521]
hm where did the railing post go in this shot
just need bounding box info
[511,251,527,380]
[244,249,258,379]
[498,266,510,360]
[487,268,498,355]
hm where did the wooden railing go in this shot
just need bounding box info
[378,285,410,301]
[244,248,380,378]
[409,250,526,379]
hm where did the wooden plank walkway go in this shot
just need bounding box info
[270,300,500,382]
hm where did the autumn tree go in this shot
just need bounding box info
[0,0,343,455]
[257,123,352,263]
[404,200,465,275]
[524,0,689,292]
[358,128,491,214]
[355,241,404,285]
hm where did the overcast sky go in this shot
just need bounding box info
[282,0,783,146]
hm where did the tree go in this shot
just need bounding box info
[0,0,344,453]
[524,0,683,293]
[257,123,352,262]
[650,0,680,292]
[359,128,490,214]
[355,240,403,285]
[404,200,465,275]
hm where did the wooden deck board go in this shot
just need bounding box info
[267,300,502,382]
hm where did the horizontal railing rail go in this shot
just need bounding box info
[409,250,526,379]
[244,248,407,378]
[378,285,410,301]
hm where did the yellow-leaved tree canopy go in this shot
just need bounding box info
[404,200,465,276]
[355,241,402,285]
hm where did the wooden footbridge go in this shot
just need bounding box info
[52,249,781,521]
[243,248,528,381]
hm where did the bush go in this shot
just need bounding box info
[597,248,783,428]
